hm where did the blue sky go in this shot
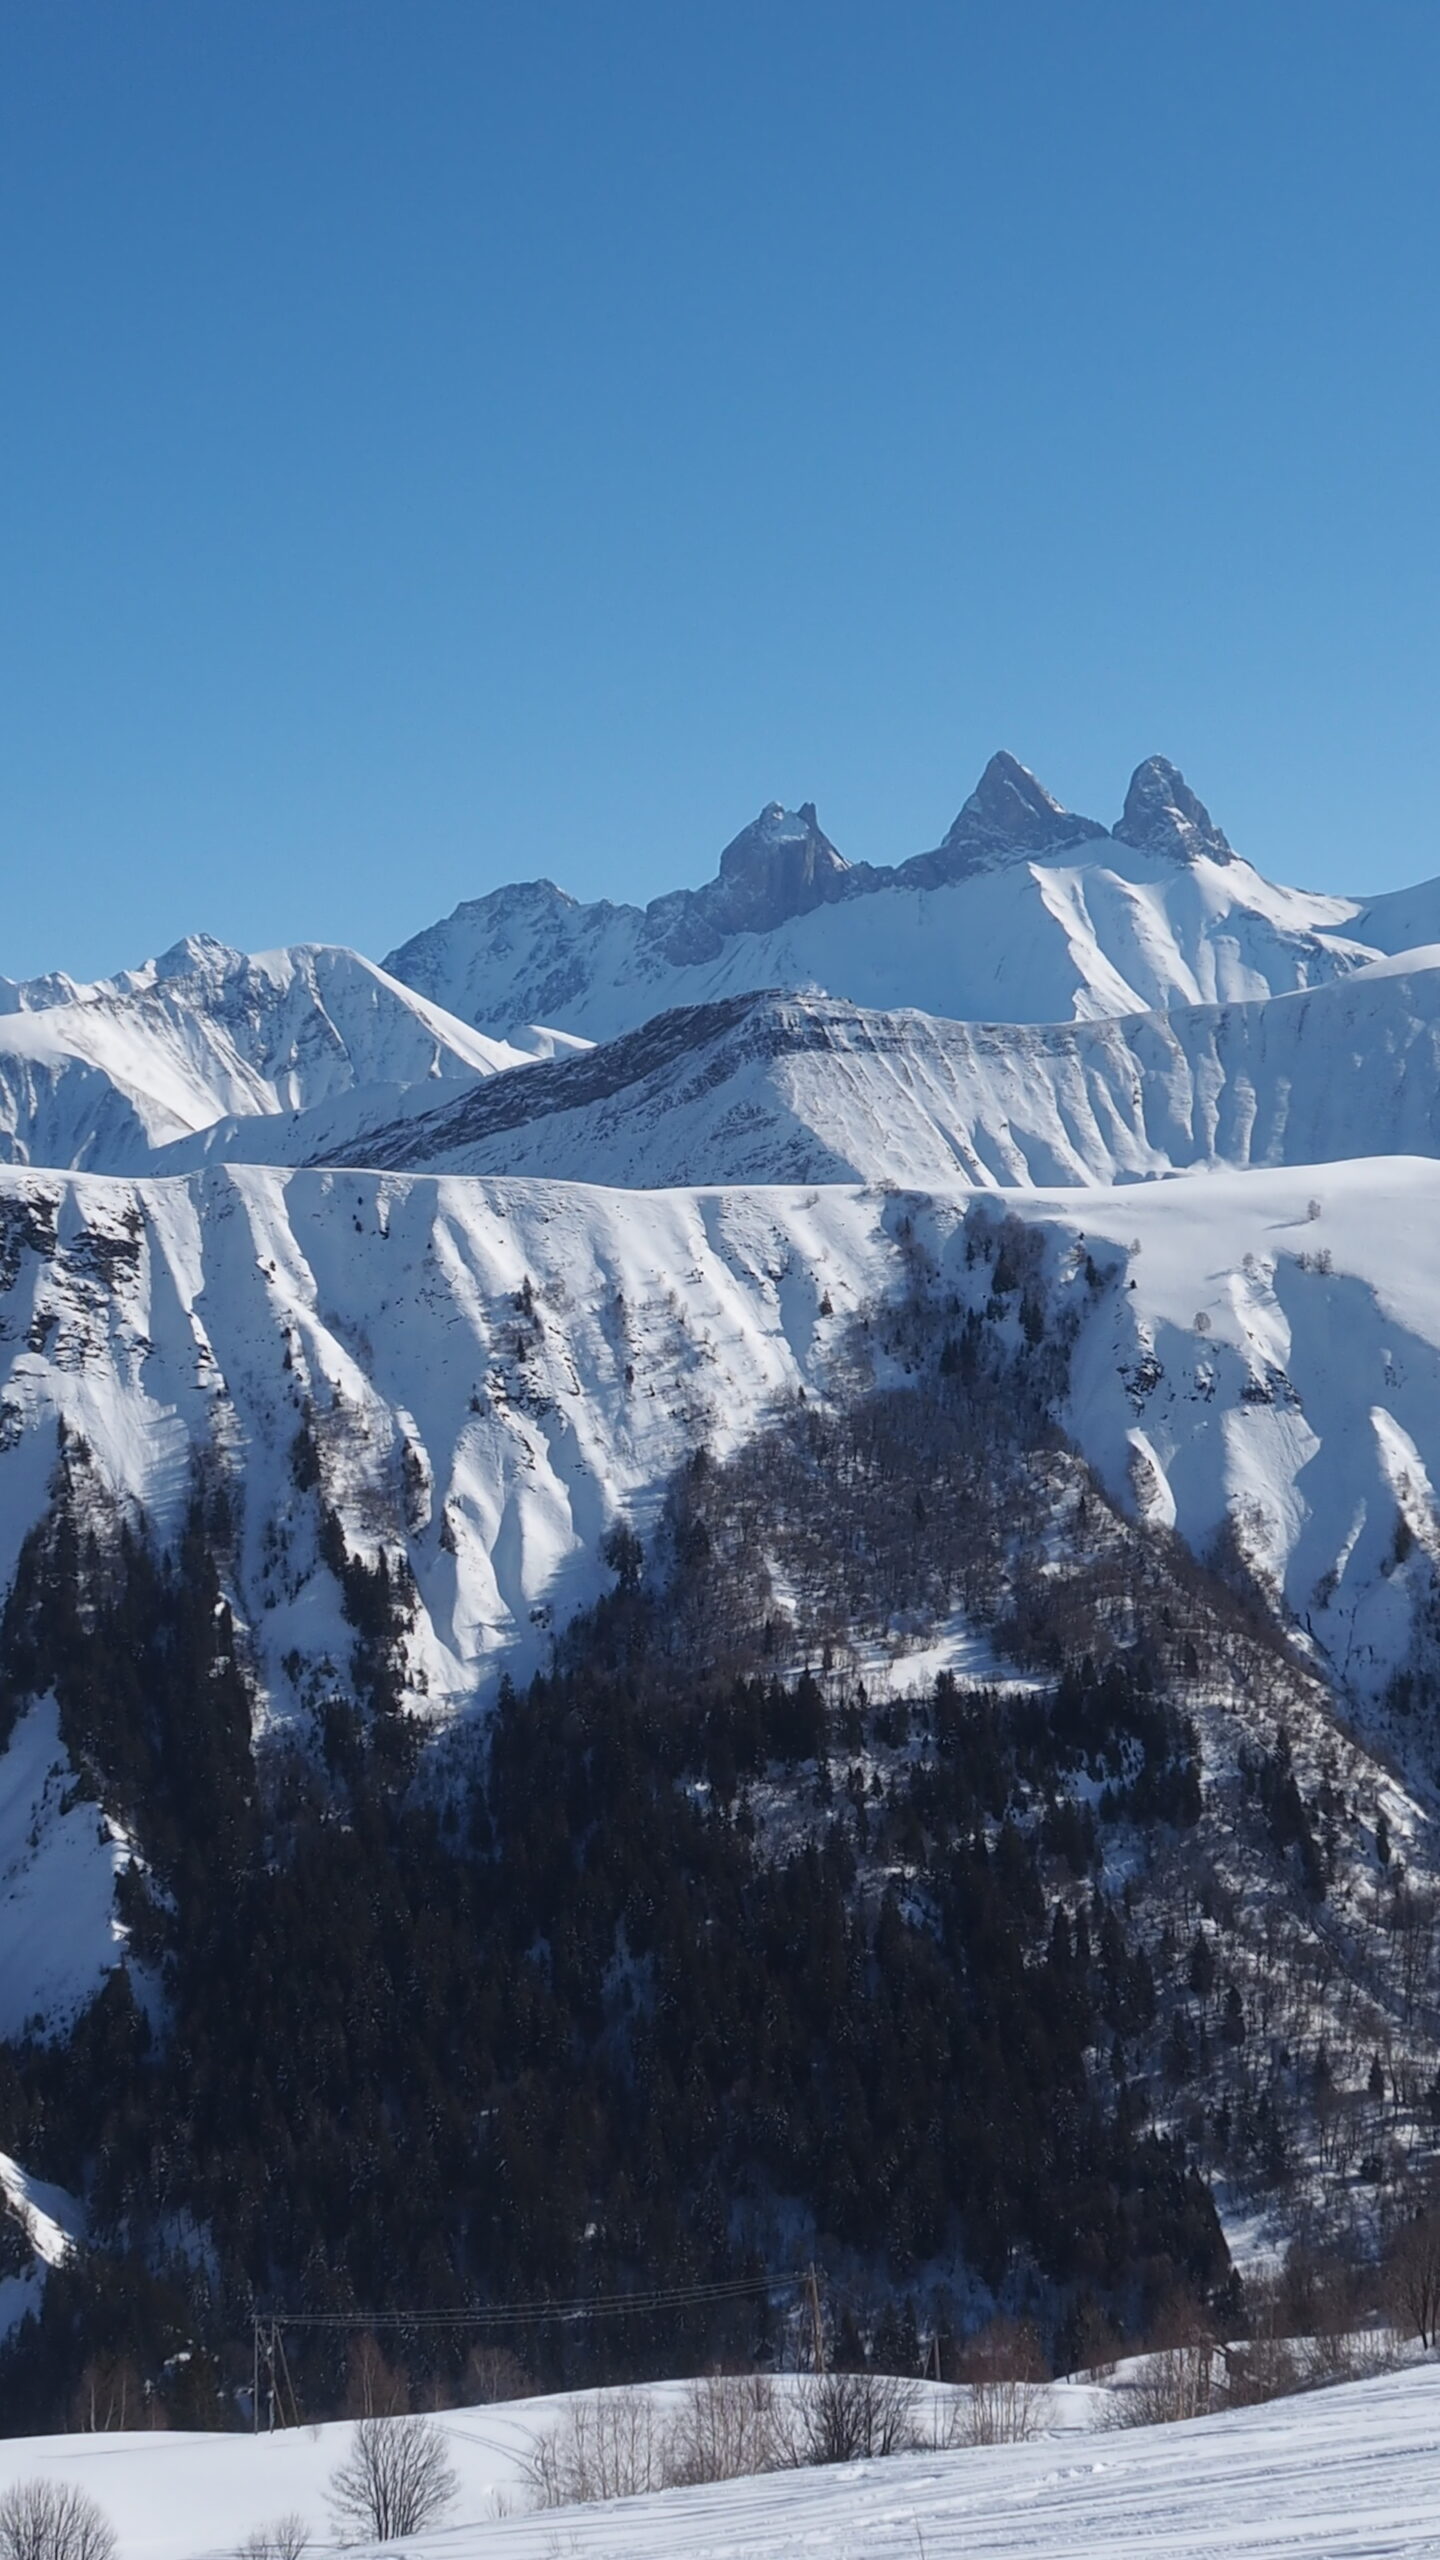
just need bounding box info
[3,1,1439,981]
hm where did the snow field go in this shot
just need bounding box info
[3,2363,1440,2558]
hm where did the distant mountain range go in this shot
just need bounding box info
[6,751,1440,1191]
[383,751,1419,1040]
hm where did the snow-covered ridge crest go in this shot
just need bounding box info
[323,955,1440,1192]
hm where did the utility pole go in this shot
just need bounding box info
[251,2319,300,2432]
[805,2264,826,2376]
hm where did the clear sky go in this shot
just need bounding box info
[3,1,1439,982]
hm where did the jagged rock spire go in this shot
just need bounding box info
[926,752,1106,874]
[709,801,850,933]
[1115,757,1235,864]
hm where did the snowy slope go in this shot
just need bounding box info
[1005,1159,1440,1713]
[0,1165,916,1725]
[3,2364,1440,2560]
[0,1697,136,2041]
[1,1157,1440,1740]
[0,937,527,1174]
[385,754,1381,1044]
[0,2144,81,2350]
[337,953,1440,1191]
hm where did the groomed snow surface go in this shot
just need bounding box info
[4,2363,1440,2558]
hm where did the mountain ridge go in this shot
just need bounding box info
[312,956,1440,1193]
[383,752,1387,1045]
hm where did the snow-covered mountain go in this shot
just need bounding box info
[384,754,1396,1043]
[0,935,528,1173]
[14,749,1440,2403]
[332,952,1440,1191]
[0,1153,1435,1775]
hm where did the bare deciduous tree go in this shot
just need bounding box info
[525,2392,668,2507]
[0,2480,117,2560]
[342,2331,410,2419]
[69,2356,145,2433]
[236,2519,309,2560]
[461,2341,534,2405]
[1388,2211,1440,2347]
[327,2414,458,2542]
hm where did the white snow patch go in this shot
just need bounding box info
[0,1696,136,2038]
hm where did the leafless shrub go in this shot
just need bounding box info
[327,2414,458,2541]
[461,2341,535,2405]
[525,2392,668,2507]
[947,2316,1052,2445]
[950,2374,1053,2445]
[791,2367,922,2465]
[1105,2342,1219,2429]
[0,2480,117,2560]
[1221,2334,1304,2408]
[1299,2328,1400,2389]
[236,2520,309,2560]
[663,2373,786,2486]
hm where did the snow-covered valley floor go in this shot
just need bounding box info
[6,2364,1440,2560]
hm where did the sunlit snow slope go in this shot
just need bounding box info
[0,936,527,1173]
[1,1158,1438,1747]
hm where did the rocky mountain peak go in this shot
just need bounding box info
[1114,756,1235,865]
[708,800,850,933]
[939,752,1108,865]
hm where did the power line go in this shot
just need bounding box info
[250,2267,813,2430]
[264,2269,802,2334]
